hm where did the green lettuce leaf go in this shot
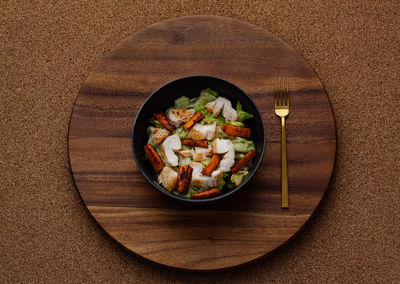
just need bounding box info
[236,101,254,122]
[188,184,203,192]
[173,191,190,199]
[200,88,219,98]
[181,145,192,151]
[232,137,256,153]
[194,104,208,116]
[194,89,218,106]
[174,126,189,139]
[226,120,245,127]
[202,114,225,126]
[218,178,226,189]
[230,169,249,186]
[149,118,165,129]
[184,88,219,113]
[215,126,231,139]
[186,97,198,108]
[174,96,190,108]
[173,186,199,199]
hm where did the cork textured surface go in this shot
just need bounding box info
[1,1,399,282]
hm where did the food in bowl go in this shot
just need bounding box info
[143,88,257,199]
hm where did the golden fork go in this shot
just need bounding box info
[275,77,290,209]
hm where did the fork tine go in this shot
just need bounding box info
[286,77,289,107]
[276,78,279,107]
[276,78,280,107]
[284,77,287,107]
[275,77,290,108]
[281,77,284,106]
[281,78,285,107]
[279,77,282,106]
[282,77,288,107]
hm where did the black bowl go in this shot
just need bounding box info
[132,76,265,203]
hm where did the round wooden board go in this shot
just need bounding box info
[69,16,336,271]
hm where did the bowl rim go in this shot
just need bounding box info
[132,75,266,203]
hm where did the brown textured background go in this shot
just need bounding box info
[1,1,399,283]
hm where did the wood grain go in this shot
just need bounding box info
[68,16,336,271]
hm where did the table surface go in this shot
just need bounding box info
[1,1,399,282]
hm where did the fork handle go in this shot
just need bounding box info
[281,117,289,208]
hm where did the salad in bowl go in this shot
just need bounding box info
[144,88,257,199]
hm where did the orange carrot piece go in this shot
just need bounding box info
[221,125,251,139]
[181,139,208,148]
[154,112,176,132]
[183,112,205,131]
[231,150,256,173]
[201,154,221,176]
[176,165,193,194]
[144,144,165,173]
[191,188,221,199]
